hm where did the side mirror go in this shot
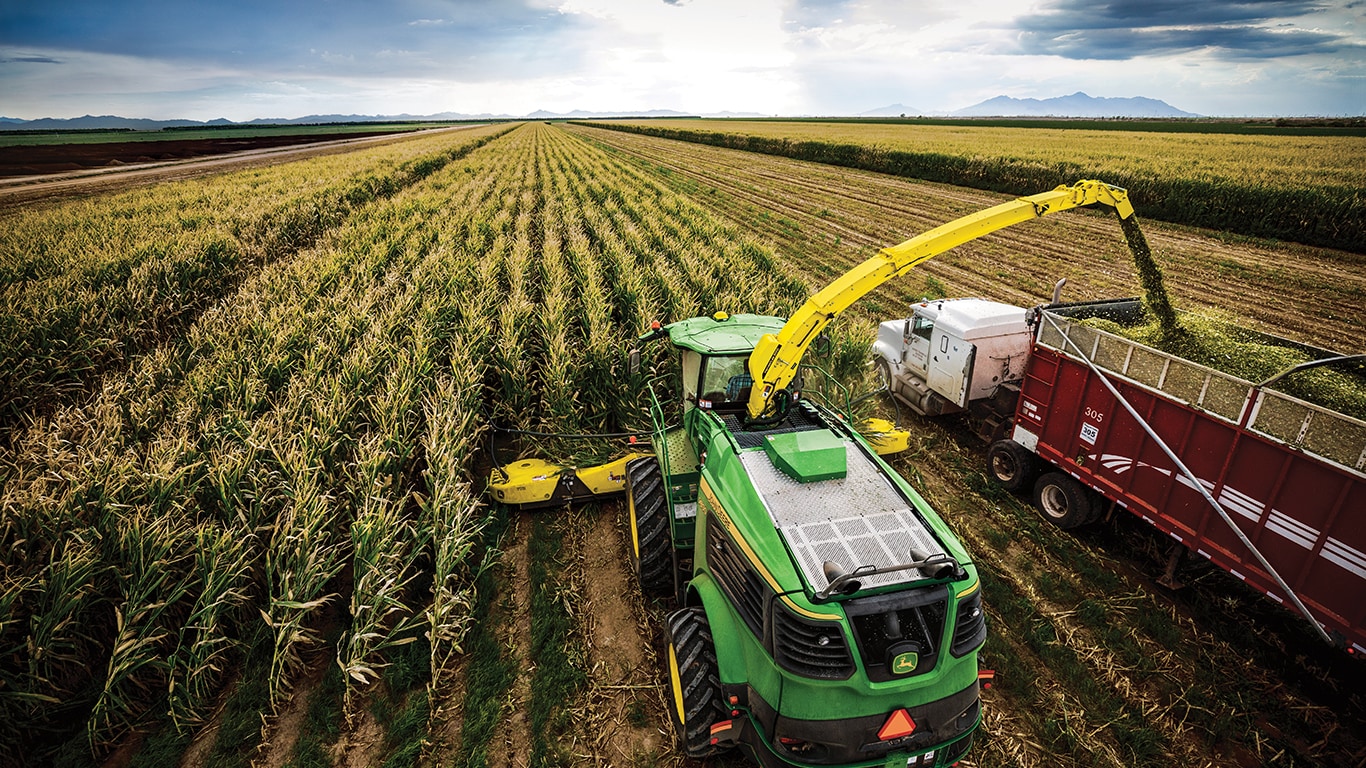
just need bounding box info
[628,348,641,376]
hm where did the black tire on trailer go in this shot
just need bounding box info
[625,456,673,596]
[1086,490,1111,524]
[1032,471,1095,530]
[986,439,1039,493]
[665,607,730,758]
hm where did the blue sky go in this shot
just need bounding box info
[1,0,1362,120]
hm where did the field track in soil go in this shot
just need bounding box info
[5,121,1363,768]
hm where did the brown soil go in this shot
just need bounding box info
[0,132,407,177]
[254,662,330,767]
[486,511,535,768]
[565,504,671,765]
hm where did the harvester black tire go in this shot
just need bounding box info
[1033,471,1094,530]
[987,439,1039,493]
[626,456,673,597]
[665,607,730,758]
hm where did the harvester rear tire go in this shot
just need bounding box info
[1033,471,1094,530]
[665,607,730,758]
[987,439,1038,493]
[626,456,673,597]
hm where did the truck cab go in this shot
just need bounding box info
[872,299,1032,437]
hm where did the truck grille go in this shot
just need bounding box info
[773,606,855,680]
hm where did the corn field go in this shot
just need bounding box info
[2,121,1361,768]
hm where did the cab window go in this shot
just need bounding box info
[912,315,935,341]
[699,355,752,405]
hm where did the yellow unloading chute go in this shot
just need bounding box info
[745,180,1137,420]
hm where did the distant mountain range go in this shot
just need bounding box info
[865,92,1197,118]
[859,103,922,117]
[0,93,1195,131]
[952,92,1198,118]
[0,108,766,131]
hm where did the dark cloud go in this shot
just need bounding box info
[1012,0,1356,59]
[0,0,590,80]
[1,55,62,64]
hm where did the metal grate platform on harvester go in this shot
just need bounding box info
[738,441,944,591]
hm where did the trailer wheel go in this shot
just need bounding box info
[1033,472,1095,530]
[626,456,673,596]
[987,439,1038,493]
[665,607,730,758]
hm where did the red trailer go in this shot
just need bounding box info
[999,301,1366,654]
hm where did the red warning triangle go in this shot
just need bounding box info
[878,708,916,740]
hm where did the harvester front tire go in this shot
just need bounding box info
[626,456,673,597]
[987,439,1038,493]
[1033,472,1094,530]
[665,607,730,758]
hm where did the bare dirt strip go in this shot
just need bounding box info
[0,126,484,210]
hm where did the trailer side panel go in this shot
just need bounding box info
[1016,343,1366,652]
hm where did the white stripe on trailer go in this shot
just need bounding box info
[1266,511,1317,551]
[1323,539,1366,581]
[1093,453,1366,579]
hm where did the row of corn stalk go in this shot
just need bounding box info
[4,118,849,767]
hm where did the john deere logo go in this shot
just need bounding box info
[891,651,919,675]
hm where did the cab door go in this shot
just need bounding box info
[905,312,934,375]
[926,331,976,407]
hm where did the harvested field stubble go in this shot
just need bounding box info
[3,121,1363,768]
[583,118,1366,253]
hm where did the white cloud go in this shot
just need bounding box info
[548,0,800,112]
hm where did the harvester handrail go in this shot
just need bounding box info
[789,362,854,422]
[643,373,679,508]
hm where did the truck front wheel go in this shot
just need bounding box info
[665,607,730,758]
[987,439,1039,493]
[626,456,673,596]
[1033,472,1094,530]
[874,358,892,391]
